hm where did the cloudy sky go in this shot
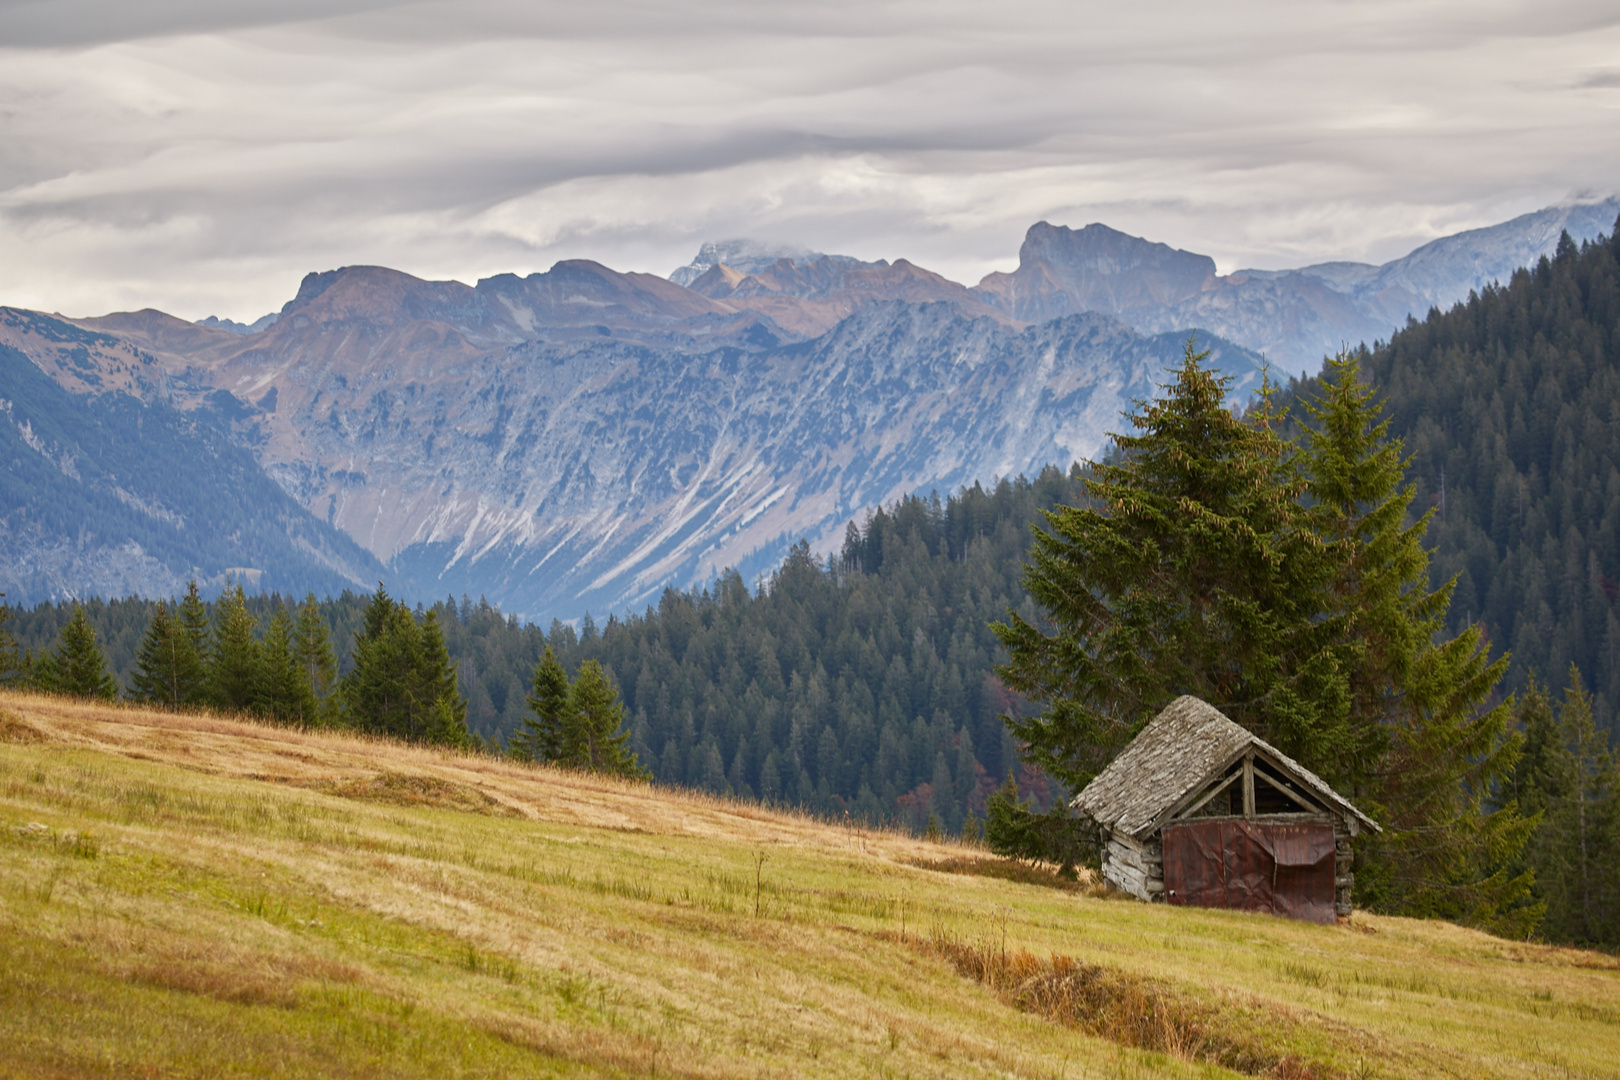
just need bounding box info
[2,0,1617,321]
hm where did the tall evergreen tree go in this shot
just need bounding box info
[177,581,211,679]
[569,659,645,777]
[292,592,339,724]
[129,600,207,708]
[995,339,1352,791]
[512,646,575,763]
[0,593,27,688]
[255,605,318,725]
[1300,351,1536,933]
[342,586,414,736]
[33,605,118,700]
[1280,218,1620,745]
[208,584,260,712]
[416,609,470,747]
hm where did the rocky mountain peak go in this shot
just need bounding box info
[973,222,1217,324]
[196,312,281,335]
[683,253,1010,335]
[279,266,481,328]
[475,259,734,336]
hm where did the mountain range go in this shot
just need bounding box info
[1,198,1614,619]
[671,198,1620,374]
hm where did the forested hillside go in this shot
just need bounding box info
[6,468,1085,833]
[1280,217,1620,741]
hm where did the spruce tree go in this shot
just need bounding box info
[129,600,206,708]
[569,660,644,777]
[292,592,339,724]
[1300,351,1536,934]
[342,587,414,736]
[1513,678,1565,816]
[33,605,118,700]
[0,593,27,688]
[512,646,574,763]
[208,584,260,712]
[255,605,318,725]
[984,772,1087,875]
[995,339,1352,791]
[415,609,470,747]
[177,581,211,690]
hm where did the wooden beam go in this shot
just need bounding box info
[1252,767,1320,812]
[1175,769,1241,820]
[1242,753,1256,820]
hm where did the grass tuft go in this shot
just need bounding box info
[0,708,43,743]
[326,771,519,816]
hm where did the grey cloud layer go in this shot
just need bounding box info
[2,0,1618,320]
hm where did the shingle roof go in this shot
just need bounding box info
[1070,695,1380,839]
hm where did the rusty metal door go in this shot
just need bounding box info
[1161,820,1336,924]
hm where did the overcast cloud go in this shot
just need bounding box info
[2,0,1617,320]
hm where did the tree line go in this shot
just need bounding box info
[1,584,467,750]
[0,579,651,781]
[1,470,1084,835]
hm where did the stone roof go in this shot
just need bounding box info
[1070,695,1380,839]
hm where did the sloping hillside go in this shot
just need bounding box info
[0,329,384,604]
[2,691,1616,1078]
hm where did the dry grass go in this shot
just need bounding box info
[324,771,522,816]
[0,706,44,743]
[3,688,1619,1080]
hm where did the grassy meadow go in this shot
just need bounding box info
[1,689,1616,1080]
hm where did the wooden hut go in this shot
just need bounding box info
[1071,696,1379,923]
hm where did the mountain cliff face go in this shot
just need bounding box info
[378,304,1257,619]
[974,222,1217,324]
